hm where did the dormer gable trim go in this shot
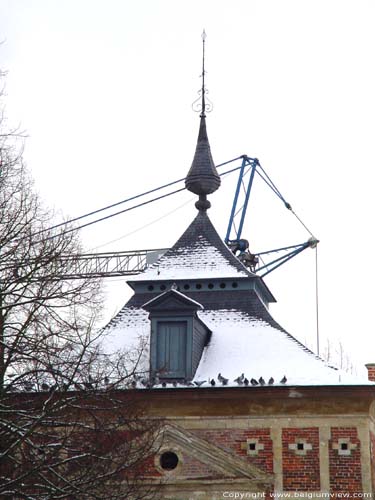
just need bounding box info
[142,288,203,312]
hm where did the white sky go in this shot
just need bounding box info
[1,0,374,374]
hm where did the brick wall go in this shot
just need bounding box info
[182,453,223,479]
[145,423,368,496]
[329,427,362,494]
[282,427,320,491]
[192,428,273,474]
[365,364,375,382]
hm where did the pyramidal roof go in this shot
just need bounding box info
[104,206,371,386]
[130,211,253,282]
[103,38,372,388]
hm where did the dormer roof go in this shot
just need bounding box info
[142,288,203,312]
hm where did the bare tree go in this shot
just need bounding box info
[322,338,357,375]
[0,75,160,499]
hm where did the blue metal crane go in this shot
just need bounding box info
[224,155,318,276]
[12,156,317,280]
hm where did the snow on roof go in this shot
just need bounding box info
[102,305,372,387]
[102,307,150,375]
[131,235,249,281]
[130,211,252,282]
[194,310,369,386]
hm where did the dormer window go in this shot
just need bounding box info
[143,288,211,381]
[156,320,188,378]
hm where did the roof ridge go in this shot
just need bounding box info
[162,210,255,277]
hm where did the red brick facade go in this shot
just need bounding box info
[181,454,222,479]
[147,422,373,495]
[329,427,362,494]
[192,428,273,474]
[366,364,375,382]
[282,427,320,491]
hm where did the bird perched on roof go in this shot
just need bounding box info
[250,378,259,386]
[210,378,216,386]
[218,373,229,385]
[280,375,287,384]
[259,377,265,386]
[268,377,274,385]
[194,380,206,387]
[234,373,244,385]
[162,381,167,388]
[244,378,249,386]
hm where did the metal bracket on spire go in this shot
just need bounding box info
[192,30,213,116]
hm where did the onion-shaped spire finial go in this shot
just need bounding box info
[185,31,221,211]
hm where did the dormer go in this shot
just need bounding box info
[143,289,211,381]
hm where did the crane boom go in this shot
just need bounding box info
[54,249,168,279]
[8,156,316,281]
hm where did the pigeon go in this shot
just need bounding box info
[194,380,206,387]
[280,375,287,384]
[244,378,249,386]
[251,378,259,386]
[259,377,265,386]
[162,381,167,388]
[210,378,216,386]
[218,373,229,385]
[234,373,244,385]
[268,377,274,385]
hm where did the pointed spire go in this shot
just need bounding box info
[185,31,221,211]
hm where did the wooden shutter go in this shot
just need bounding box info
[157,321,187,377]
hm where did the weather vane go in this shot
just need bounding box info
[192,30,213,116]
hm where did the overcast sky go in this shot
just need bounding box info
[1,0,374,374]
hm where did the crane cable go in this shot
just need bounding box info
[315,245,320,356]
[36,161,245,243]
[90,196,195,251]
[35,155,244,237]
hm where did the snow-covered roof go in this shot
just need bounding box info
[103,304,371,387]
[102,202,372,388]
[129,211,252,282]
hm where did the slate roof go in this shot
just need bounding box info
[103,102,372,388]
[130,211,254,282]
[185,115,221,196]
[103,211,372,387]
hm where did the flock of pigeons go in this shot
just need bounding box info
[138,373,288,388]
[196,373,288,387]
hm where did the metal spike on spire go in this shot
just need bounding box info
[192,30,213,117]
[186,31,221,211]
